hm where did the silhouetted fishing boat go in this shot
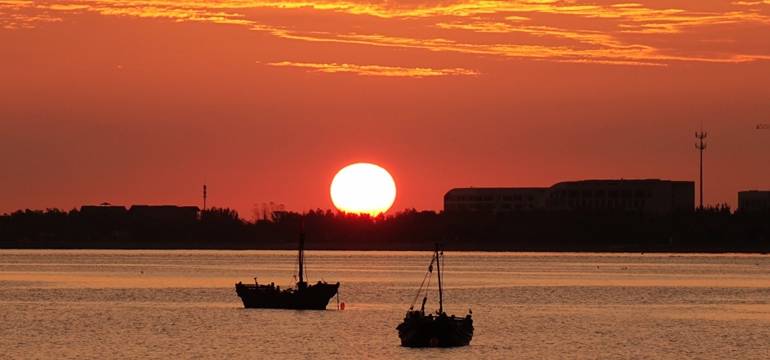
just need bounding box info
[396,245,473,347]
[235,230,339,310]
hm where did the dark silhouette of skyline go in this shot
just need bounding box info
[1,202,767,252]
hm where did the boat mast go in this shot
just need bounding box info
[435,244,443,314]
[298,226,305,285]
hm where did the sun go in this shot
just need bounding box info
[330,163,396,216]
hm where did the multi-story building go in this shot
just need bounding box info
[546,180,694,215]
[444,179,694,215]
[738,191,770,214]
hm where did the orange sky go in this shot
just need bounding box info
[1,0,769,218]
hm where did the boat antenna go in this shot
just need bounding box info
[435,243,443,314]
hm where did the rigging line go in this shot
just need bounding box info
[409,255,436,309]
[410,273,428,308]
[424,252,437,311]
[425,257,434,293]
[424,268,432,308]
[438,250,446,303]
[409,261,433,308]
[292,251,300,285]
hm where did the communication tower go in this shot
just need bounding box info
[695,130,708,210]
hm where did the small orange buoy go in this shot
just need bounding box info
[340,302,346,310]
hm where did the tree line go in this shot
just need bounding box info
[0,206,768,252]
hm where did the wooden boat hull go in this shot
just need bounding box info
[235,282,339,310]
[397,312,473,347]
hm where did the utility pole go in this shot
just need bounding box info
[695,130,708,210]
[203,184,207,211]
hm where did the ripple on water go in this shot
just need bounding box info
[1,250,769,359]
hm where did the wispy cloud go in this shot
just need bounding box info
[265,61,479,77]
[3,1,770,66]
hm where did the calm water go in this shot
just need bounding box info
[1,250,769,359]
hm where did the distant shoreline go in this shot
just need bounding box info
[3,207,768,254]
[1,245,768,254]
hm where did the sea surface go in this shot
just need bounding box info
[1,250,769,359]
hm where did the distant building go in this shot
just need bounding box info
[80,204,128,218]
[128,205,200,223]
[738,191,770,214]
[546,180,694,215]
[444,188,547,212]
[445,179,694,215]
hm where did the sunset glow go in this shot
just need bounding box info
[3,1,770,356]
[1,0,769,215]
[330,163,396,216]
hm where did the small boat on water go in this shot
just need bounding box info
[235,229,339,310]
[396,245,473,347]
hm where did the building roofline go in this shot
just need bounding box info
[446,179,695,196]
[444,187,548,196]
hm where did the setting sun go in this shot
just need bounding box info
[330,163,396,216]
